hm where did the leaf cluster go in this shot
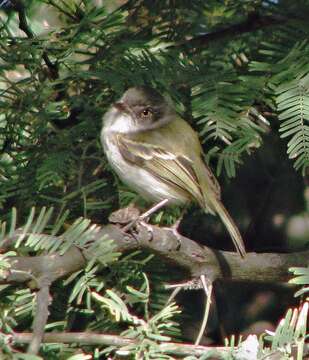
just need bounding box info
[0,0,309,358]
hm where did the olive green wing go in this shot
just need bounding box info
[200,159,221,200]
[116,134,205,205]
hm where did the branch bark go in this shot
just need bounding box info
[27,278,51,355]
[10,331,309,359]
[1,220,308,356]
[170,12,287,51]
[1,223,308,286]
[11,331,231,357]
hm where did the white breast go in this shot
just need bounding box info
[101,128,183,205]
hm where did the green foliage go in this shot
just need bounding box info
[93,274,181,359]
[275,44,309,174]
[0,0,309,358]
[289,267,309,299]
[259,302,308,360]
[1,0,309,224]
[0,207,119,262]
[250,38,309,174]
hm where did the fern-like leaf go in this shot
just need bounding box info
[277,72,309,174]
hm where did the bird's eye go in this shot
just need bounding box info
[140,108,152,118]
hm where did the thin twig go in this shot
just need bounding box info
[12,331,231,357]
[139,199,169,220]
[195,276,213,345]
[11,331,309,358]
[165,278,204,304]
[169,12,288,51]
[166,286,182,305]
[14,1,58,79]
[122,198,169,232]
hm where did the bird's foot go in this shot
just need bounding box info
[164,225,182,250]
[109,204,140,225]
[166,205,188,249]
[163,211,186,250]
[121,199,169,234]
[135,220,154,242]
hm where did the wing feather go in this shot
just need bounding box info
[204,163,221,200]
[116,135,204,205]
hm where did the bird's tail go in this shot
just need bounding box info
[210,199,246,258]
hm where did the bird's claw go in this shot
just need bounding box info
[109,205,140,225]
[136,220,153,241]
[164,226,182,250]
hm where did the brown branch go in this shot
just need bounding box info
[0,245,86,283]
[1,223,308,286]
[126,224,309,282]
[10,331,309,358]
[27,278,51,355]
[10,331,234,357]
[1,221,308,356]
[170,12,287,51]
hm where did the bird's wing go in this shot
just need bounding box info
[116,133,245,256]
[203,162,221,200]
[116,134,205,205]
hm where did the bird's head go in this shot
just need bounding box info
[103,86,174,133]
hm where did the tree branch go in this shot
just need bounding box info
[9,331,238,357]
[10,331,309,359]
[1,223,308,286]
[170,12,287,51]
[1,221,308,356]
[27,278,51,355]
[0,245,86,283]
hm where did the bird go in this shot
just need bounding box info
[101,86,246,257]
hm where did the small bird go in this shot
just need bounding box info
[101,86,246,257]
